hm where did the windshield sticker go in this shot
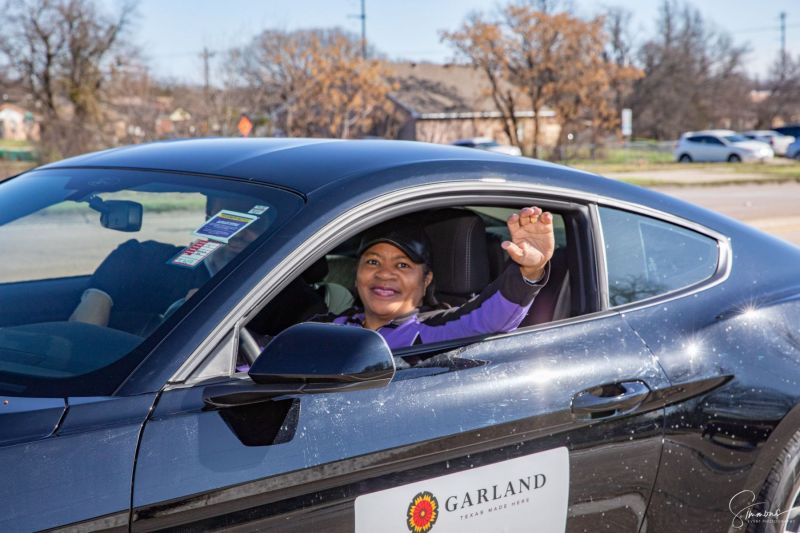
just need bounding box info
[355,447,568,533]
[194,210,258,243]
[169,239,223,268]
[248,205,270,215]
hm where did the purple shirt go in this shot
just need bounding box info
[328,264,548,349]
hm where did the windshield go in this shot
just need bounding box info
[724,134,749,143]
[0,169,302,397]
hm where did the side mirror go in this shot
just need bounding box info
[203,323,395,408]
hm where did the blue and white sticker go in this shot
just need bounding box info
[355,447,569,533]
[194,210,258,243]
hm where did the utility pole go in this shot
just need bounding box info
[200,47,216,135]
[780,12,787,75]
[361,0,367,60]
[201,47,216,95]
[349,0,367,59]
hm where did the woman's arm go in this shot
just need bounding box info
[417,206,555,342]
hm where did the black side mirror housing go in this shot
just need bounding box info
[204,323,395,408]
[250,322,394,386]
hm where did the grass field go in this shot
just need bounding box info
[0,139,33,149]
[36,192,207,216]
[563,148,675,172]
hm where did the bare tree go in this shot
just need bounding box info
[443,2,641,157]
[0,0,137,159]
[603,6,638,119]
[629,0,750,139]
[441,13,525,150]
[227,28,396,139]
[548,14,641,159]
[755,53,800,128]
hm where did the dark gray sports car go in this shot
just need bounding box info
[1,138,799,532]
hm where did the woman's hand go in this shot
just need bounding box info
[502,206,555,281]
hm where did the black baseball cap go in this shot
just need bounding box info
[357,220,432,266]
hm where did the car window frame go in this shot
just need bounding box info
[169,182,603,386]
[592,201,731,313]
[168,180,731,387]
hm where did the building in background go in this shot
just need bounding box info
[0,103,39,142]
[388,62,559,148]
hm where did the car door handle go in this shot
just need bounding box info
[571,381,651,418]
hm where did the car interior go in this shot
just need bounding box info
[239,203,588,369]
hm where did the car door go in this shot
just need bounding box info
[683,136,704,161]
[705,136,727,161]
[129,196,674,532]
[131,317,668,532]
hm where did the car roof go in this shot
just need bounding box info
[36,138,552,195]
[32,137,731,230]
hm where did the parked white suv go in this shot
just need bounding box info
[741,130,795,156]
[674,130,774,163]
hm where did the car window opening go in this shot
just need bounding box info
[239,204,582,372]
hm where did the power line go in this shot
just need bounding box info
[730,23,800,35]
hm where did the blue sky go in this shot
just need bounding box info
[130,0,799,83]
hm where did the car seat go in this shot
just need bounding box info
[520,247,571,326]
[425,208,571,326]
[423,210,491,307]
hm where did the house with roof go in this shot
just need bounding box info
[0,103,39,142]
[387,62,560,150]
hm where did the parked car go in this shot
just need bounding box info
[774,124,800,139]
[3,138,800,532]
[674,129,774,162]
[741,129,796,156]
[450,136,522,156]
[786,137,800,160]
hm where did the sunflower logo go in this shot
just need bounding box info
[406,491,439,532]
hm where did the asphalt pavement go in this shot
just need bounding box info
[599,164,799,246]
[654,182,800,247]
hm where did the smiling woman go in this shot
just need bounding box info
[289,206,556,351]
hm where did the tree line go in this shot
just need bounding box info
[1,0,798,161]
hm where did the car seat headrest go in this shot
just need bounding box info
[424,211,490,298]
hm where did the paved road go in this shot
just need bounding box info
[652,182,800,246]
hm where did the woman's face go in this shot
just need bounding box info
[356,242,432,328]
